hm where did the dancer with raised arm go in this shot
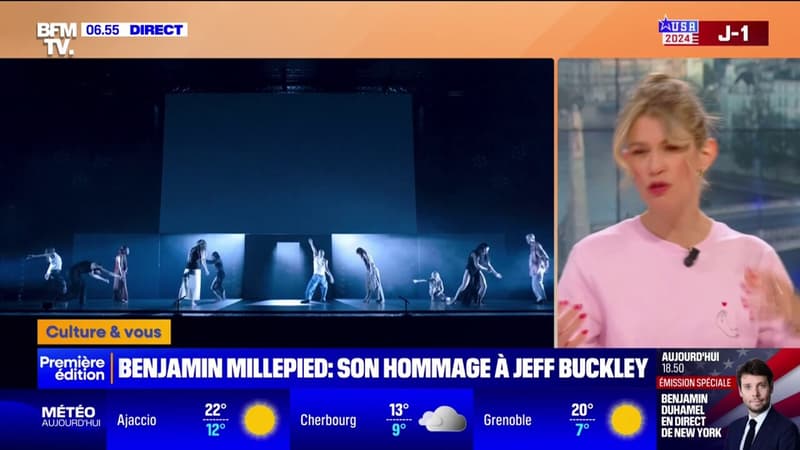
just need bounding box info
[302,238,334,303]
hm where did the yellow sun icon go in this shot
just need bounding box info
[242,401,278,439]
[609,402,644,438]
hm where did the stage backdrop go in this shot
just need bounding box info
[160,93,417,235]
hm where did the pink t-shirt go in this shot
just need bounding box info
[557,216,796,348]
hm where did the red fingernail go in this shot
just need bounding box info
[579,313,587,319]
[559,300,569,306]
[581,329,589,335]
[573,304,583,310]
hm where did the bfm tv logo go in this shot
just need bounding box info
[36,22,77,56]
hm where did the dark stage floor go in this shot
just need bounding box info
[0,297,553,316]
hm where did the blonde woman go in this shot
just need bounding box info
[557,73,799,348]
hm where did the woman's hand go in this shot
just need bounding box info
[742,268,799,329]
[557,300,588,347]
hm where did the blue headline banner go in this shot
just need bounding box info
[37,348,655,389]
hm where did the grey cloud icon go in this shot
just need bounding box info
[417,405,467,432]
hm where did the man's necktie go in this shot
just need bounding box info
[743,418,757,450]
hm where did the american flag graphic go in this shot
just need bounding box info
[674,348,800,429]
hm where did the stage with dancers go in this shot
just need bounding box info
[0,59,554,339]
[9,232,551,315]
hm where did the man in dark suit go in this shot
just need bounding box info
[724,358,800,450]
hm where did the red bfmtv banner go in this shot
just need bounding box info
[698,21,769,46]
